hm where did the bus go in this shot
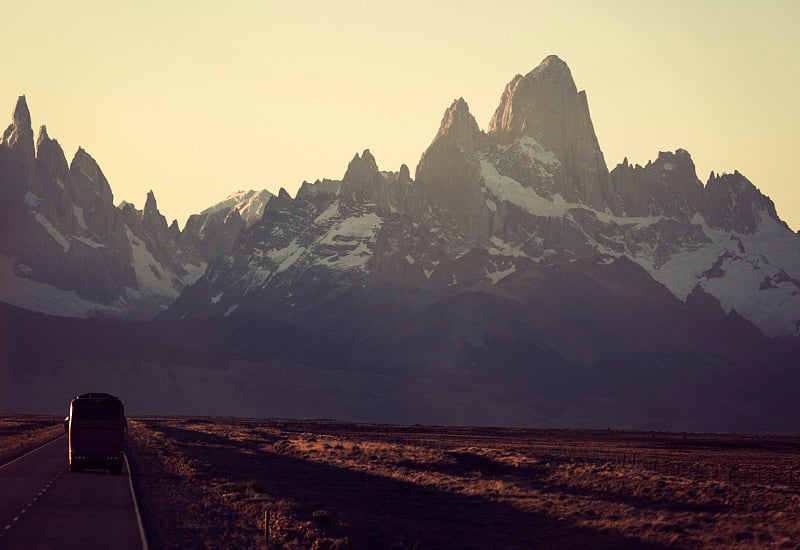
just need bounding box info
[65,393,127,474]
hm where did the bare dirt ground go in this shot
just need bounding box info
[127,417,800,549]
[0,415,63,466]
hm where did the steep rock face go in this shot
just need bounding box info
[609,149,705,218]
[35,126,74,230]
[142,190,170,243]
[70,147,114,207]
[181,206,245,262]
[0,97,203,319]
[488,56,611,210]
[342,149,383,194]
[0,98,40,243]
[0,103,136,306]
[702,171,786,234]
[415,98,493,238]
[2,96,35,160]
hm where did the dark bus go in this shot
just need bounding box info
[65,393,127,474]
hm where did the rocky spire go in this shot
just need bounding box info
[416,98,483,180]
[36,125,69,184]
[143,190,159,215]
[415,98,490,238]
[432,98,482,155]
[35,125,74,227]
[488,55,610,210]
[36,124,49,147]
[2,95,35,160]
[342,149,382,192]
[398,163,411,183]
[142,190,170,242]
[70,147,114,205]
[265,187,293,213]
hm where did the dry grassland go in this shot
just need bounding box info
[127,418,800,549]
[0,415,63,466]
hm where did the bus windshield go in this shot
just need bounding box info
[72,399,122,419]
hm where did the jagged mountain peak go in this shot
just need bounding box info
[398,163,411,182]
[36,124,49,144]
[487,55,610,210]
[11,95,32,128]
[703,170,787,233]
[612,149,696,176]
[2,95,35,159]
[652,148,698,175]
[415,97,484,181]
[528,54,573,81]
[414,97,491,239]
[609,148,704,218]
[342,148,382,191]
[70,146,114,205]
[265,187,293,213]
[488,56,580,143]
[435,97,481,143]
[144,189,159,213]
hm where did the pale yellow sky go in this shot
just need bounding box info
[4,1,799,230]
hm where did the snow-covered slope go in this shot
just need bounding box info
[199,189,273,225]
[642,215,800,336]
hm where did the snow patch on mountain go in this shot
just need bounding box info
[0,254,126,317]
[200,189,273,225]
[322,212,383,242]
[125,228,180,301]
[488,236,527,258]
[314,201,340,225]
[271,241,305,274]
[73,236,105,249]
[485,265,517,284]
[73,206,88,230]
[518,136,561,171]
[636,215,800,336]
[314,212,383,272]
[481,161,568,217]
[34,213,70,252]
[481,160,663,228]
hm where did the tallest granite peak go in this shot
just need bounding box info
[488,56,610,210]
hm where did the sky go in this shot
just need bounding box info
[3,1,799,230]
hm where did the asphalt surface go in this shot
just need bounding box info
[0,435,145,549]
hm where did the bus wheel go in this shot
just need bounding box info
[69,463,83,473]
[110,463,123,475]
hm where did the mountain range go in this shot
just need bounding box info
[1,55,798,432]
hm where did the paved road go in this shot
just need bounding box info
[0,436,146,549]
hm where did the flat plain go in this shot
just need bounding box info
[126,417,800,549]
[0,415,62,465]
